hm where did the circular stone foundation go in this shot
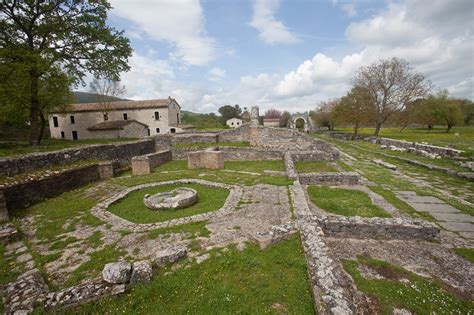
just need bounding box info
[144,188,197,210]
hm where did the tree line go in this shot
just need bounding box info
[311,58,473,135]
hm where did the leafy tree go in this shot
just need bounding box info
[427,91,465,132]
[218,105,242,124]
[333,86,374,135]
[0,1,132,145]
[312,100,338,130]
[264,108,282,119]
[352,58,431,136]
[279,111,291,127]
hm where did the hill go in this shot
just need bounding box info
[72,91,127,104]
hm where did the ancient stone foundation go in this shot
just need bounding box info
[298,172,360,186]
[188,148,224,169]
[131,150,172,176]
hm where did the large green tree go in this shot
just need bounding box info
[333,86,374,135]
[0,0,132,145]
[218,105,242,124]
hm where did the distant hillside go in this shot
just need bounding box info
[72,91,128,104]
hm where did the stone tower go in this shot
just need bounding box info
[250,106,259,126]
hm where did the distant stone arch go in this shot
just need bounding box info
[289,114,312,132]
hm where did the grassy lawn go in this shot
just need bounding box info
[224,160,285,173]
[307,186,391,218]
[0,138,138,157]
[75,234,315,314]
[295,161,338,173]
[343,255,473,314]
[173,141,251,149]
[334,126,474,156]
[108,183,229,224]
[453,248,474,264]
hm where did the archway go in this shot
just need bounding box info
[289,114,312,132]
[295,118,305,132]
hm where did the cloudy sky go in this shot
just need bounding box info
[86,0,473,113]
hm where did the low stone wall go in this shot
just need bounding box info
[292,150,337,162]
[327,131,366,141]
[131,150,172,175]
[0,139,155,177]
[312,215,439,240]
[171,132,218,144]
[376,138,461,157]
[171,147,284,161]
[2,163,117,211]
[0,190,8,222]
[188,149,224,169]
[284,152,297,180]
[299,172,360,185]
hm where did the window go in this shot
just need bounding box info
[156,128,160,134]
[176,113,180,124]
[237,122,240,125]
[72,131,78,140]
[147,129,150,136]
[123,113,128,120]
[60,131,65,139]
[103,113,109,121]
[53,116,59,127]
[170,128,176,133]
[154,111,160,120]
[231,122,234,126]
[70,115,75,124]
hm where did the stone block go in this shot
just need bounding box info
[153,246,187,267]
[0,189,8,222]
[102,262,132,284]
[187,149,224,169]
[98,162,114,179]
[132,150,172,176]
[130,260,153,285]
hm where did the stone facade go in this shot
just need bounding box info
[226,118,243,128]
[188,148,224,169]
[298,172,360,185]
[0,139,155,177]
[131,150,172,176]
[49,98,181,139]
[87,120,149,139]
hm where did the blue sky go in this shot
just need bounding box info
[89,0,474,114]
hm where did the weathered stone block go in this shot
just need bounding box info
[132,150,172,176]
[130,260,153,285]
[0,189,8,222]
[102,262,132,284]
[98,162,114,179]
[187,149,224,169]
[153,246,187,266]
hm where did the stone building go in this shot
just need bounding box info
[49,98,185,140]
[226,118,243,128]
[263,118,280,127]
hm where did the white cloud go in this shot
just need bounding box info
[249,0,300,44]
[110,0,216,66]
[208,67,226,81]
[341,3,357,17]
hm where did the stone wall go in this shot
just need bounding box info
[188,149,224,169]
[171,147,284,161]
[2,163,117,211]
[376,138,461,157]
[131,150,172,175]
[312,215,439,240]
[299,172,360,185]
[0,139,155,177]
[0,190,8,222]
[292,150,337,162]
[171,133,218,144]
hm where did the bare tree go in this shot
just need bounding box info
[352,58,431,136]
[89,78,127,119]
[264,108,282,119]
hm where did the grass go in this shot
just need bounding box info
[48,236,79,251]
[368,186,436,222]
[75,234,315,314]
[147,221,210,239]
[63,245,124,288]
[343,255,473,314]
[0,244,21,285]
[334,126,474,156]
[224,160,285,173]
[108,183,229,224]
[0,137,138,157]
[337,160,354,171]
[173,141,251,149]
[294,161,338,173]
[453,248,474,263]
[307,186,391,218]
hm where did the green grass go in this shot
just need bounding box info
[173,141,251,149]
[75,234,315,314]
[108,183,229,224]
[337,160,354,171]
[368,186,435,222]
[147,221,210,239]
[85,231,103,248]
[334,126,474,156]
[0,138,138,157]
[307,186,391,218]
[48,236,79,251]
[295,161,338,173]
[63,245,124,288]
[224,160,285,173]
[0,244,21,285]
[343,255,473,314]
[453,248,474,263]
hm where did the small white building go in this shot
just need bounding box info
[49,98,188,140]
[226,118,243,128]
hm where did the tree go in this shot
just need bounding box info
[89,78,127,117]
[333,86,374,135]
[312,100,338,130]
[279,111,291,127]
[1,1,132,145]
[352,58,431,136]
[264,108,282,119]
[218,105,242,124]
[427,91,465,132]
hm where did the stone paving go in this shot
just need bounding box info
[396,191,474,239]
